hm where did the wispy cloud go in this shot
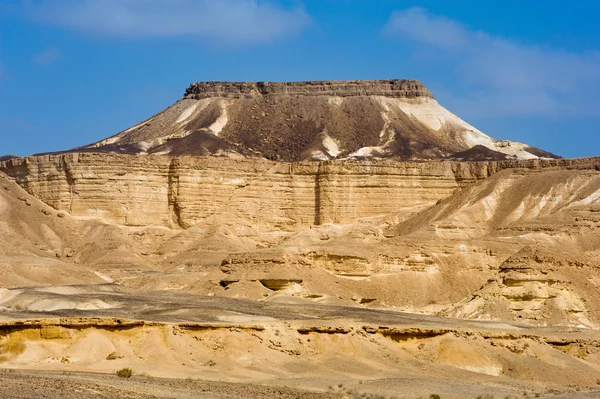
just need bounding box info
[19,0,310,45]
[32,47,60,66]
[385,7,600,118]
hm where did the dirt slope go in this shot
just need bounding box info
[66,80,558,161]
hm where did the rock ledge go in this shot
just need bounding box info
[184,79,433,99]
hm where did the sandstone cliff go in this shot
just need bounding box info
[2,154,594,230]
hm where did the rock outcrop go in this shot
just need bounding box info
[183,79,433,99]
[2,154,595,230]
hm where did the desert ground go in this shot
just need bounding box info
[2,299,600,399]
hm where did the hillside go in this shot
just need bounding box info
[70,80,558,161]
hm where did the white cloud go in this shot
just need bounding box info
[385,7,600,118]
[21,0,310,45]
[33,47,59,65]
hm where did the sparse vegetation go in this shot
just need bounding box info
[116,367,133,378]
[429,395,441,399]
[331,386,411,399]
[106,351,123,360]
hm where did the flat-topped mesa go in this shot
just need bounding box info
[73,78,558,161]
[183,79,434,100]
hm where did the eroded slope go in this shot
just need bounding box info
[1,156,600,396]
[1,157,599,327]
[71,80,557,161]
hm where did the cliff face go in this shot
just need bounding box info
[183,79,433,99]
[1,154,597,230]
[71,80,558,161]
[0,154,469,229]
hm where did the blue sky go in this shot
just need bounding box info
[1,0,599,158]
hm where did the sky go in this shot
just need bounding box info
[0,0,599,158]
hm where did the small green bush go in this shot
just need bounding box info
[429,395,441,399]
[116,367,133,378]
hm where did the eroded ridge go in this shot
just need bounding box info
[1,316,600,395]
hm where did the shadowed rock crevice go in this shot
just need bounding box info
[167,158,185,229]
[313,162,322,225]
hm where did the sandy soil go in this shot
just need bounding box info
[1,369,599,399]
[0,370,340,399]
[1,296,600,398]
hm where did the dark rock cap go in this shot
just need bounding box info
[184,79,433,100]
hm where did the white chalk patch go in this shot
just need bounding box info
[94,271,114,283]
[122,118,152,134]
[328,97,343,107]
[176,102,201,123]
[378,99,393,140]
[376,96,542,160]
[322,134,341,157]
[348,147,376,158]
[138,141,153,151]
[150,150,170,156]
[392,97,446,131]
[505,201,526,224]
[570,189,600,207]
[311,150,330,161]
[87,117,155,148]
[346,146,389,159]
[222,178,246,186]
[426,265,439,275]
[462,365,503,376]
[209,100,228,136]
[0,288,18,305]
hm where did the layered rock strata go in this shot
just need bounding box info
[183,79,433,99]
[1,154,598,230]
